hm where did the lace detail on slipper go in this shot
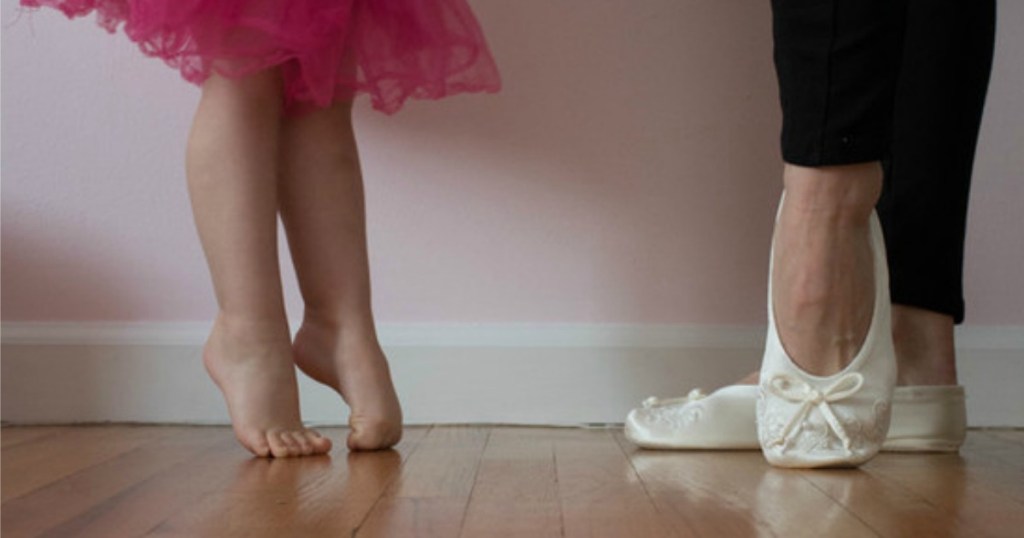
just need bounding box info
[759,374,890,456]
[764,373,863,454]
[636,389,707,429]
[641,388,706,409]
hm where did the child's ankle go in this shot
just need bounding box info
[300,309,379,345]
[213,312,290,344]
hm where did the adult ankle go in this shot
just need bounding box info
[782,163,883,225]
[892,305,958,385]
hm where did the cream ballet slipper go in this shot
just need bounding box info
[756,207,897,468]
[625,384,965,452]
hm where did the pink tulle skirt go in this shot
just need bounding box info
[20,0,501,114]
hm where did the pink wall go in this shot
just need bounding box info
[3,1,1022,325]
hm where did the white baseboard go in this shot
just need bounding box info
[3,323,1022,427]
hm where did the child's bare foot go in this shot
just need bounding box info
[204,316,332,458]
[292,317,403,451]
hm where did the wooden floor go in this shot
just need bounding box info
[1,426,1022,537]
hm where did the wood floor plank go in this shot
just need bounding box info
[1,427,223,538]
[863,444,1024,538]
[746,467,879,538]
[557,429,679,538]
[800,464,982,538]
[34,432,251,538]
[144,427,428,538]
[1,427,67,449]
[614,434,770,538]
[955,432,1024,504]
[1,426,169,502]
[615,431,880,538]
[2,426,1021,538]
[355,426,490,537]
[459,427,563,538]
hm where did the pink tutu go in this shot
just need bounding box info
[20,0,501,114]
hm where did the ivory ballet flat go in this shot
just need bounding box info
[624,385,759,449]
[885,385,966,452]
[756,206,897,468]
[625,384,966,452]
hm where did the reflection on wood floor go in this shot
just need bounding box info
[2,426,1022,537]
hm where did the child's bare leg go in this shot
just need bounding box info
[187,69,331,457]
[278,99,402,451]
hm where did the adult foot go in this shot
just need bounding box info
[892,305,958,385]
[731,303,960,388]
[293,317,403,451]
[772,165,881,376]
[204,316,332,457]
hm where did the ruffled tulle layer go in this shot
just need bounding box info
[21,0,501,114]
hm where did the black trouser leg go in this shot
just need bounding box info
[877,0,996,324]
